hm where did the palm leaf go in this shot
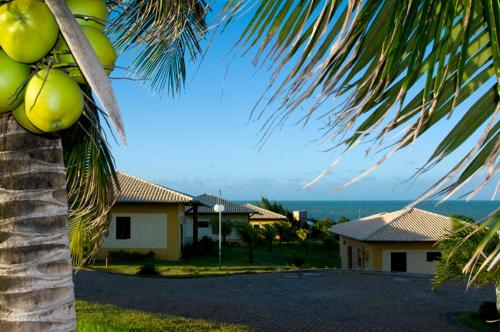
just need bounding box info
[61,93,118,267]
[223,0,499,279]
[108,0,208,96]
[224,0,499,203]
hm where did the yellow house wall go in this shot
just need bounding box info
[97,203,184,260]
[339,236,440,274]
[249,218,286,228]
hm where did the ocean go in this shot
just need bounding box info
[239,200,498,221]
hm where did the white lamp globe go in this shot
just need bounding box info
[214,204,225,213]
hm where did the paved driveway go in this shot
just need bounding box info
[74,270,493,331]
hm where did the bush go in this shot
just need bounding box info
[199,236,214,254]
[181,244,195,260]
[136,264,160,276]
[288,253,306,267]
[108,250,155,261]
[322,234,339,251]
[478,302,499,321]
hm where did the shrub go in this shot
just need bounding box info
[322,234,339,251]
[108,250,155,261]
[478,302,499,321]
[296,228,310,252]
[288,253,306,267]
[136,264,160,276]
[199,236,214,254]
[181,244,195,260]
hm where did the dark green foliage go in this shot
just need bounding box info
[255,197,294,224]
[210,218,233,245]
[433,216,499,289]
[296,228,310,252]
[275,221,293,247]
[199,236,215,255]
[136,264,160,276]
[260,224,277,252]
[322,234,339,251]
[311,219,333,238]
[457,312,500,332]
[336,217,350,224]
[181,244,195,260]
[234,223,260,262]
[478,302,499,321]
[108,250,156,261]
[287,253,306,267]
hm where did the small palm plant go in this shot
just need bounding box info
[210,218,233,246]
[235,222,259,262]
[260,224,277,252]
[433,215,500,315]
[275,221,293,247]
[296,228,310,252]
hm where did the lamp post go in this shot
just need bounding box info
[213,191,225,270]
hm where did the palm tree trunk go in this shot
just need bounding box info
[0,114,76,331]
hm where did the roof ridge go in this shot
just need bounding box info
[411,207,450,219]
[118,172,193,201]
[245,203,286,218]
[366,208,413,239]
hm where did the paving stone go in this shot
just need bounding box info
[74,269,493,331]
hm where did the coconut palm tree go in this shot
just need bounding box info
[0,0,207,330]
[260,224,277,252]
[275,221,293,247]
[210,218,233,245]
[235,222,260,262]
[223,0,499,287]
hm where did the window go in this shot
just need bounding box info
[116,217,131,239]
[253,225,261,230]
[427,252,441,262]
[198,221,209,228]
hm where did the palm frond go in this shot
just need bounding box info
[108,0,208,95]
[61,92,118,267]
[224,0,499,202]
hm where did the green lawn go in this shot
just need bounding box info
[77,300,250,331]
[89,240,340,277]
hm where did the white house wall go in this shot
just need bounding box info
[103,213,168,249]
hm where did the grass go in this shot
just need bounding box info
[457,313,500,332]
[76,300,250,332]
[89,240,340,278]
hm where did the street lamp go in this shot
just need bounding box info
[213,191,225,270]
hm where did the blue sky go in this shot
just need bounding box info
[106,12,498,201]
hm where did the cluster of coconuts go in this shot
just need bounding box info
[0,0,116,134]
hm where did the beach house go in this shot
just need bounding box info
[330,208,451,274]
[97,173,200,260]
[183,194,257,244]
[245,203,288,228]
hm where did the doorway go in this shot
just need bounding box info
[390,252,407,272]
[347,246,353,269]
